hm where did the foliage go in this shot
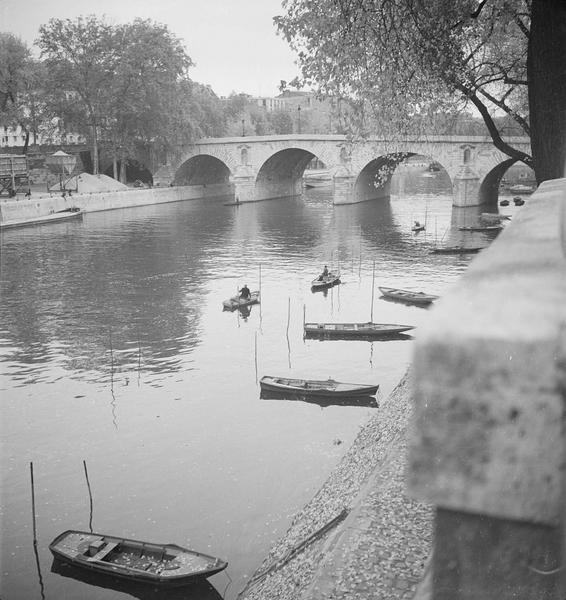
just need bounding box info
[275,0,532,166]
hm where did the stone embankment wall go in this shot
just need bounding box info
[0,183,228,224]
[408,178,566,599]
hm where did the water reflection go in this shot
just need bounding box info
[51,560,224,600]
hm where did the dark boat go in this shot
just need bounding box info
[222,290,260,310]
[311,271,341,291]
[49,530,228,588]
[430,246,484,255]
[378,286,438,305]
[51,559,224,599]
[458,225,502,232]
[499,199,510,206]
[0,208,84,229]
[513,196,525,206]
[259,376,378,398]
[304,321,414,338]
[260,389,378,408]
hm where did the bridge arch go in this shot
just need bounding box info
[353,152,452,203]
[255,148,319,199]
[175,154,231,186]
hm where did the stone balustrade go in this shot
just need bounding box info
[407,178,566,599]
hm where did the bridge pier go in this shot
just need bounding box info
[452,165,481,207]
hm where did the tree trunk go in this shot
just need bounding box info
[92,124,99,175]
[113,154,118,180]
[527,0,566,183]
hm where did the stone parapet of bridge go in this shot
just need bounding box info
[407,178,566,599]
[170,134,531,207]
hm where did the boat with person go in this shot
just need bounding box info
[49,530,228,588]
[513,196,525,206]
[304,321,414,338]
[311,271,341,290]
[378,286,439,305]
[259,376,378,398]
[222,290,260,310]
[499,199,510,206]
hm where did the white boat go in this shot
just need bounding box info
[378,286,438,305]
[311,271,341,290]
[0,208,83,229]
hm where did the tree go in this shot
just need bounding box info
[275,0,566,183]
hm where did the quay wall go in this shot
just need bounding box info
[408,177,566,599]
[0,183,228,224]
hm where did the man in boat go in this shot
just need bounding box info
[239,284,251,300]
[318,265,329,280]
[414,220,422,229]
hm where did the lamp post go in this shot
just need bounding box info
[242,119,245,137]
[297,106,301,134]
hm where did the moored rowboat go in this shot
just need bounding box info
[304,322,414,338]
[222,290,260,310]
[260,376,378,397]
[0,208,83,230]
[378,286,438,305]
[49,530,227,587]
[430,246,484,254]
[458,225,502,232]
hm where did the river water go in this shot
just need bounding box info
[0,167,515,599]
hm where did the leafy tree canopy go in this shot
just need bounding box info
[275,0,535,167]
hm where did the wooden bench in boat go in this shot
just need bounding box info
[87,541,119,562]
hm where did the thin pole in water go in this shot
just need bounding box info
[30,462,37,544]
[83,460,94,533]
[254,331,258,383]
[370,260,376,322]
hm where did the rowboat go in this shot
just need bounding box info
[260,376,378,398]
[260,389,378,408]
[311,271,340,290]
[430,246,484,254]
[458,225,502,232]
[222,290,260,310]
[0,207,83,230]
[304,322,414,338]
[513,196,525,206]
[378,286,438,305]
[481,213,511,221]
[499,199,510,206]
[412,224,425,232]
[49,530,227,587]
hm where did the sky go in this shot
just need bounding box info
[0,0,302,98]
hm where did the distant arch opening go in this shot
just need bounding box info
[480,159,535,206]
[175,155,231,186]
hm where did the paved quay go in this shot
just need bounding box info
[239,371,433,600]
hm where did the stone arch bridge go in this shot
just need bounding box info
[170,134,531,206]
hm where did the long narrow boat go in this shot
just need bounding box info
[430,246,484,255]
[311,271,340,290]
[49,530,227,587]
[378,286,439,305]
[222,290,260,310]
[481,213,511,222]
[260,389,378,408]
[260,376,378,398]
[458,224,502,232]
[0,208,83,230]
[304,322,414,338]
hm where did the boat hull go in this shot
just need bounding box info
[0,209,83,230]
[222,291,260,310]
[311,272,340,290]
[430,246,484,254]
[304,322,414,338]
[378,286,438,305]
[49,530,227,588]
[259,376,378,397]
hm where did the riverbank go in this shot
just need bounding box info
[0,181,230,226]
[240,370,433,600]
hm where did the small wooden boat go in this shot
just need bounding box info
[304,322,414,338]
[509,184,534,194]
[311,271,340,290]
[260,389,378,408]
[411,223,426,232]
[513,196,525,206]
[0,208,83,230]
[222,290,260,310]
[49,530,228,587]
[430,246,484,255]
[260,376,378,398]
[499,199,510,206]
[481,213,511,222]
[378,286,438,305]
[458,225,502,232]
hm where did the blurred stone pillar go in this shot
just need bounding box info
[452,164,480,207]
[407,179,566,600]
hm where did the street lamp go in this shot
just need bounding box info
[297,106,301,134]
[242,119,245,137]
